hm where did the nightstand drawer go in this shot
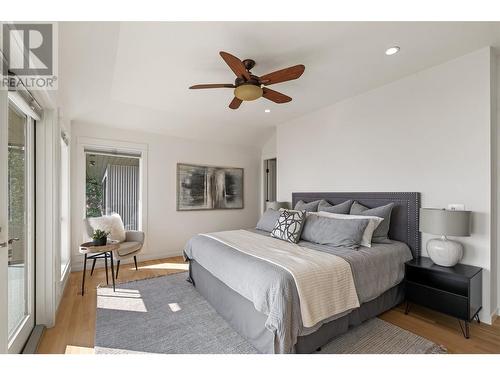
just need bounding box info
[406,281,469,320]
[406,267,468,296]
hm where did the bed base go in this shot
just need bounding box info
[189,260,404,354]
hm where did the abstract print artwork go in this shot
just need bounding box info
[177,163,244,211]
[270,210,306,243]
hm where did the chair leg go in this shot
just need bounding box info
[116,260,120,279]
[90,258,97,276]
[134,256,138,270]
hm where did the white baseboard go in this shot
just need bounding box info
[53,265,71,327]
[493,309,499,324]
[71,250,183,272]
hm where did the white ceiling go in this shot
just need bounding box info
[58,22,500,147]
[86,153,139,181]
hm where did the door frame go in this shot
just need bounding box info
[0,86,8,353]
[35,109,60,329]
[7,100,36,354]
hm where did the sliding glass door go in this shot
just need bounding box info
[6,101,35,353]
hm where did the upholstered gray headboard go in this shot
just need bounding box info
[292,192,421,258]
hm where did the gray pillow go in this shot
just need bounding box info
[318,199,353,214]
[256,208,281,232]
[294,200,320,212]
[271,209,306,243]
[301,214,369,249]
[350,201,395,243]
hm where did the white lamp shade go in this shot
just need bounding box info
[265,201,289,211]
[419,208,471,236]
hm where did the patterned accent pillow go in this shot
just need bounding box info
[271,209,306,243]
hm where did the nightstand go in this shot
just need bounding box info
[404,257,482,338]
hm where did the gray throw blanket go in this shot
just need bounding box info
[184,229,412,353]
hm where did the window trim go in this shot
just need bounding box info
[73,136,148,270]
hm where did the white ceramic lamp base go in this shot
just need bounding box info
[426,236,463,267]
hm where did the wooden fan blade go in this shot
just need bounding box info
[229,97,243,109]
[220,51,251,81]
[189,84,235,89]
[260,64,305,86]
[262,88,292,103]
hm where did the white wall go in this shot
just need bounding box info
[261,131,277,161]
[71,123,261,269]
[276,47,497,323]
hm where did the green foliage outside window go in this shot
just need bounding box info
[8,148,25,263]
[86,177,103,217]
[8,148,25,224]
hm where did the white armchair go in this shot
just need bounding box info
[84,215,145,278]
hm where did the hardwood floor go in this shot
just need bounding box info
[380,305,500,354]
[37,256,188,354]
[37,256,500,354]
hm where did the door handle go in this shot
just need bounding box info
[8,238,19,244]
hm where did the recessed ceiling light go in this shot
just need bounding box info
[385,46,400,56]
[264,109,271,113]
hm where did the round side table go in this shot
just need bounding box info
[79,242,119,296]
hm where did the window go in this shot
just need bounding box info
[85,151,140,230]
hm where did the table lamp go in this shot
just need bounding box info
[265,201,289,211]
[419,208,471,267]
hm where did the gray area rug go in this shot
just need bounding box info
[95,272,446,354]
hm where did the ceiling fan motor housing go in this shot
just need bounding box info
[242,59,256,70]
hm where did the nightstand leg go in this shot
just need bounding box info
[458,320,470,339]
[404,301,411,315]
[474,314,481,324]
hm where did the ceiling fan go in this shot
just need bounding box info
[189,51,305,110]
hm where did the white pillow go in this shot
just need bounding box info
[87,213,126,243]
[309,211,383,247]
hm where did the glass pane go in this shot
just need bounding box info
[7,105,28,337]
[86,152,140,230]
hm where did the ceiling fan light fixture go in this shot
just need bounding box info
[234,84,263,101]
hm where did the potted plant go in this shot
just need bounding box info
[92,229,110,246]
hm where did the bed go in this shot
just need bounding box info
[184,192,421,354]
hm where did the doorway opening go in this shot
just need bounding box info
[263,158,277,211]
